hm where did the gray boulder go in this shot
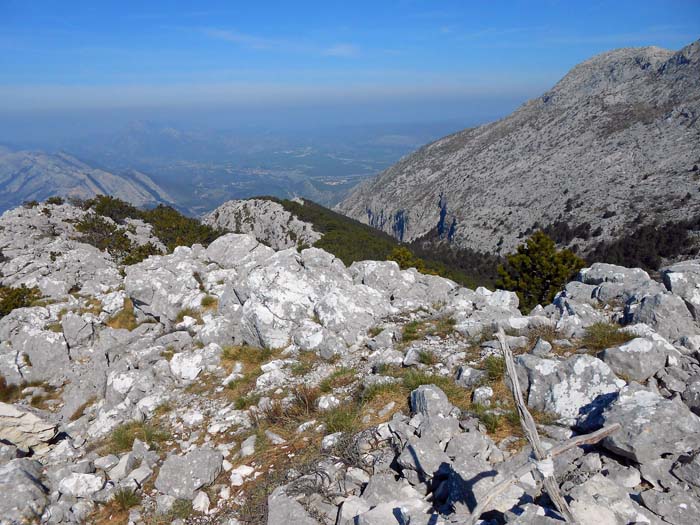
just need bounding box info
[0,402,57,453]
[0,459,49,523]
[672,452,700,488]
[640,489,700,525]
[598,337,668,382]
[579,263,652,286]
[61,311,94,347]
[205,232,274,270]
[455,366,487,388]
[628,292,699,341]
[267,485,319,525]
[682,375,700,415]
[602,383,700,464]
[361,472,425,506]
[410,385,452,418]
[515,354,625,424]
[154,447,223,500]
[661,259,700,320]
[445,431,493,461]
[397,435,452,478]
[124,247,207,323]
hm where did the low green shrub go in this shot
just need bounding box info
[0,284,42,318]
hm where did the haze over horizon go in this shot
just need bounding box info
[1,0,699,143]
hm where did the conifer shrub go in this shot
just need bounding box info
[81,195,224,253]
[496,231,585,312]
[75,214,132,259]
[0,284,42,318]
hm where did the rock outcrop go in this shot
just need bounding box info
[204,198,321,250]
[0,403,57,453]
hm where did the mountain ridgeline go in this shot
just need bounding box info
[337,40,700,271]
[0,148,174,213]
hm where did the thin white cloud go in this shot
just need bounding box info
[204,28,358,58]
[203,28,294,51]
[323,44,359,57]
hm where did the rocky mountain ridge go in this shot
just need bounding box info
[0,200,700,524]
[0,148,174,213]
[203,198,321,251]
[337,40,700,256]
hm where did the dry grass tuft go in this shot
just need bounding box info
[106,298,139,331]
[201,295,218,311]
[401,315,456,345]
[174,307,202,324]
[319,367,356,393]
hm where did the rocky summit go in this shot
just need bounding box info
[337,40,700,255]
[1,199,700,525]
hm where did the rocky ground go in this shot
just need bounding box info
[1,201,700,525]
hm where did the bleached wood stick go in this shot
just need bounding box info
[495,328,576,523]
[465,423,620,524]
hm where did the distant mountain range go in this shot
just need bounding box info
[0,148,174,213]
[338,40,700,258]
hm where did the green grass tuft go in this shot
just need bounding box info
[581,322,635,351]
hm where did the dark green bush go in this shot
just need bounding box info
[587,215,700,270]
[0,284,42,318]
[45,196,65,205]
[496,231,585,312]
[75,214,132,260]
[140,205,224,251]
[80,195,224,254]
[83,195,141,223]
[122,242,164,266]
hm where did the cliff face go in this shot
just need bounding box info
[337,40,700,254]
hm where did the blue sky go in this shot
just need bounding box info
[0,0,698,120]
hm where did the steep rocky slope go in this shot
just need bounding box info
[0,149,174,212]
[1,201,700,524]
[338,40,700,255]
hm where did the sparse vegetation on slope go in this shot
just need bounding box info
[587,214,700,270]
[256,197,492,288]
[79,195,225,255]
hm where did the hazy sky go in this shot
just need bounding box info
[1,0,698,132]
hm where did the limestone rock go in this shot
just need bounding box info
[598,337,668,382]
[154,447,223,500]
[0,459,49,523]
[515,354,625,424]
[0,402,57,452]
[602,383,700,464]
